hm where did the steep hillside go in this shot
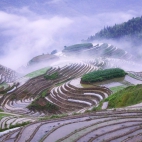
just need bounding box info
[104,84,142,108]
[87,16,142,44]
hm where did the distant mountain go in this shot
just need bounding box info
[87,16,142,45]
[62,43,93,53]
[28,53,59,66]
[62,43,133,60]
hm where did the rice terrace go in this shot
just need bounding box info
[0,0,142,142]
[0,42,142,142]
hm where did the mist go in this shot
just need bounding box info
[0,0,142,71]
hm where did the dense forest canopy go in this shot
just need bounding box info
[87,16,142,41]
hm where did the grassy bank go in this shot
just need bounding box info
[105,84,142,108]
[25,67,50,78]
[110,85,127,93]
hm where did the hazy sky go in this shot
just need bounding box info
[0,0,142,69]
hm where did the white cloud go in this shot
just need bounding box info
[0,7,140,70]
[0,10,73,70]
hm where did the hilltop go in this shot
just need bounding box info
[28,53,59,66]
[87,16,142,45]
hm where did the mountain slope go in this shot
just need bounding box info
[104,84,142,108]
[87,16,142,44]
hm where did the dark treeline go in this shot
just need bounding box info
[87,16,142,42]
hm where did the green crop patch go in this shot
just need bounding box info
[63,43,93,52]
[81,68,127,83]
[28,97,59,112]
[25,67,50,78]
[110,85,126,93]
[0,113,11,120]
[44,72,59,80]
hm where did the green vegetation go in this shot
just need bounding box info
[0,85,16,95]
[0,83,9,89]
[41,90,48,97]
[92,101,103,111]
[55,77,74,86]
[0,121,30,132]
[28,98,59,112]
[25,67,50,78]
[0,113,10,119]
[44,72,59,80]
[105,84,142,108]
[88,16,142,41]
[0,109,3,112]
[40,114,68,121]
[110,85,127,93]
[81,84,94,88]
[63,43,93,52]
[28,89,58,112]
[81,68,127,83]
[9,121,30,128]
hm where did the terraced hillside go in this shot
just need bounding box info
[0,57,141,115]
[0,63,101,115]
[0,42,142,141]
[62,43,133,60]
[45,81,111,114]
[0,64,18,83]
[1,110,142,142]
[0,115,34,130]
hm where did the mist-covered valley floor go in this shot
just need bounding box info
[0,1,142,142]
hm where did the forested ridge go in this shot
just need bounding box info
[87,16,142,41]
